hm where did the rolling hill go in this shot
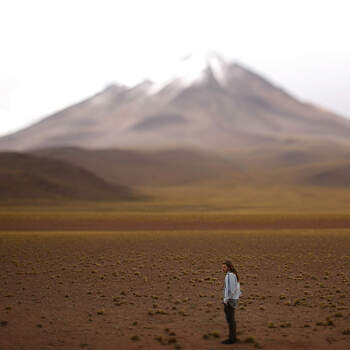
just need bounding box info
[0,152,135,201]
[30,146,244,187]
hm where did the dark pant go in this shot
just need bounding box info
[224,302,236,341]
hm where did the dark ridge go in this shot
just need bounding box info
[305,164,350,187]
[0,152,137,200]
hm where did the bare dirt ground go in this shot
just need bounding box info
[0,229,349,350]
[1,213,350,231]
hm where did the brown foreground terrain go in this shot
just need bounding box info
[1,226,349,350]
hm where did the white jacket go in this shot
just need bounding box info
[223,272,241,303]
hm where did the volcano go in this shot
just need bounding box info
[1,52,350,152]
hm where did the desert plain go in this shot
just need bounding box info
[1,189,350,350]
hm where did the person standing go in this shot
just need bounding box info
[222,260,241,344]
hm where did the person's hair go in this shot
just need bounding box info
[223,260,239,281]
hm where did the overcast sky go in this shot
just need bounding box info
[1,0,349,136]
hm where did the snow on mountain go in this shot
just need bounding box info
[147,50,231,94]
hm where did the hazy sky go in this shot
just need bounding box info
[1,0,349,136]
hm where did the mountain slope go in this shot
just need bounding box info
[31,147,244,187]
[0,152,135,200]
[1,53,350,152]
[30,142,350,188]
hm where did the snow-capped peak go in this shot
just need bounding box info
[172,50,228,86]
[146,50,230,95]
[203,51,228,83]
